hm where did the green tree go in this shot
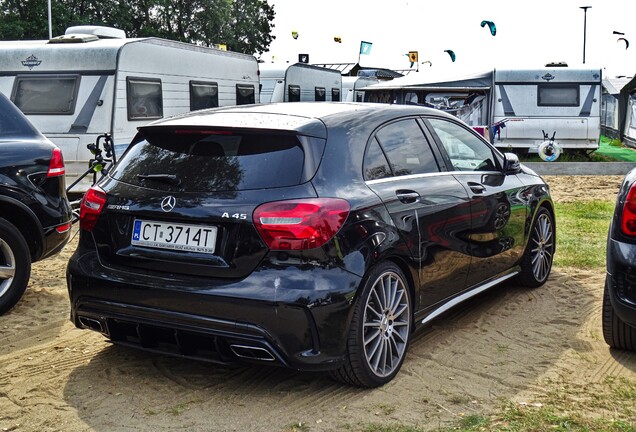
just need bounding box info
[220,0,275,55]
[0,0,275,55]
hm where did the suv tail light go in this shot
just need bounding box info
[253,198,350,250]
[79,186,107,232]
[47,148,65,177]
[621,184,636,236]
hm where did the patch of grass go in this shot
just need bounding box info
[495,343,509,353]
[361,425,426,432]
[446,394,471,405]
[553,200,615,269]
[282,422,311,432]
[516,135,636,162]
[374,404,396,416]
[519,152,614,163]
[164,399,202,416]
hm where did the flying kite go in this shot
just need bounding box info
[618,37,629,49]
[334,36,342,43]
[480,20,496,36]
[291,31,298,40]
[444,49,456,62]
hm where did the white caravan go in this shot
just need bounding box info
[363,67,602,153]
[259,63,342,103]
[0,26,260,191]
[492,68,601,152]
[342,76,379,102]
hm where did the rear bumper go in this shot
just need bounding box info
[40,224,72,261]
[606,238,636,328]
[67,250,361,371]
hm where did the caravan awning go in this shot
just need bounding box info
[361,70,493,91]
[603,77,631,96]
[619,74,636,142]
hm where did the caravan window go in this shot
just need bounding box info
[538,84,579,107]
[315,87,326,101]
[12,75,79,115]
[190,81,219,110]
[127,77,163,120]
[332,88,340,102]
[288,85,301,102]
[236,84,255,105]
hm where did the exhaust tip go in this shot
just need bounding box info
[78,316,105,333]
[229,344,276,362]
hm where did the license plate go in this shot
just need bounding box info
[131,220,217,254]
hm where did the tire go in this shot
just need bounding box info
[517,207,555,288]
[330,261,411,388]
[0,217,31,315]
[602,276,636,350]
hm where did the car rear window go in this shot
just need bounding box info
[0,92,41,138]
[109,129,325,192]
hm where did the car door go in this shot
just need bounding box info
[424,117,528,288]
[363,117,473,308]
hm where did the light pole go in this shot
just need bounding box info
[580,6,591,64]
[47,0,52,39]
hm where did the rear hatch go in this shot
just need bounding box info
[90,125,326,278]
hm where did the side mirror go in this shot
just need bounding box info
[503,152,521,174]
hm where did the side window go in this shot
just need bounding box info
[288,85,301,102]
[315,87,326,101]
[332,88,340,102]
[375,119,439,176]
[363,138,392,180]
[236,84,255,105]
[127,77,163,120]
[190,81,218,110]
[427,118,498,172]
[12,75,80,115]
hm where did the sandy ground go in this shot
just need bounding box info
[1,175,634,432]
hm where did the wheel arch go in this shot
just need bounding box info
[0,196,45,261]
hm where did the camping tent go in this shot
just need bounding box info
[619,74,636,147]
[602,77,631,139]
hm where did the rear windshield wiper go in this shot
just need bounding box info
[137,173,181,186]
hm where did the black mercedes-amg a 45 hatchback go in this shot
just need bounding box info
[67,102,555,387]
[0,92,72,314]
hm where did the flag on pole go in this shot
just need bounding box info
[359,41,372,55]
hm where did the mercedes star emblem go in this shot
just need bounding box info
[161,196,176,212]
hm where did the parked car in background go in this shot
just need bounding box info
[67,102,555,387]
[0,92,73,314]
[604,168,636,350]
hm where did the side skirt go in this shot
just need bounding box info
[416,268,520,327]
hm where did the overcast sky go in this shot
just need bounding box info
[262,0,635,77]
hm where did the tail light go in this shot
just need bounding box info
[47,148,65,177]
[253,198,350,250]
[79,186,107,232]
[621,184,636,236]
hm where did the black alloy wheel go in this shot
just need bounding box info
[518,207,554,288]
[331,261,411,387]
[0,218,31,314]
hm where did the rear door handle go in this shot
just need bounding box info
[468,182,486,194]
[396,190,420,204]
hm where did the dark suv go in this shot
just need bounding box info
[0,92,73,314]
[604,168,636,349]
[67,103,554,387]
